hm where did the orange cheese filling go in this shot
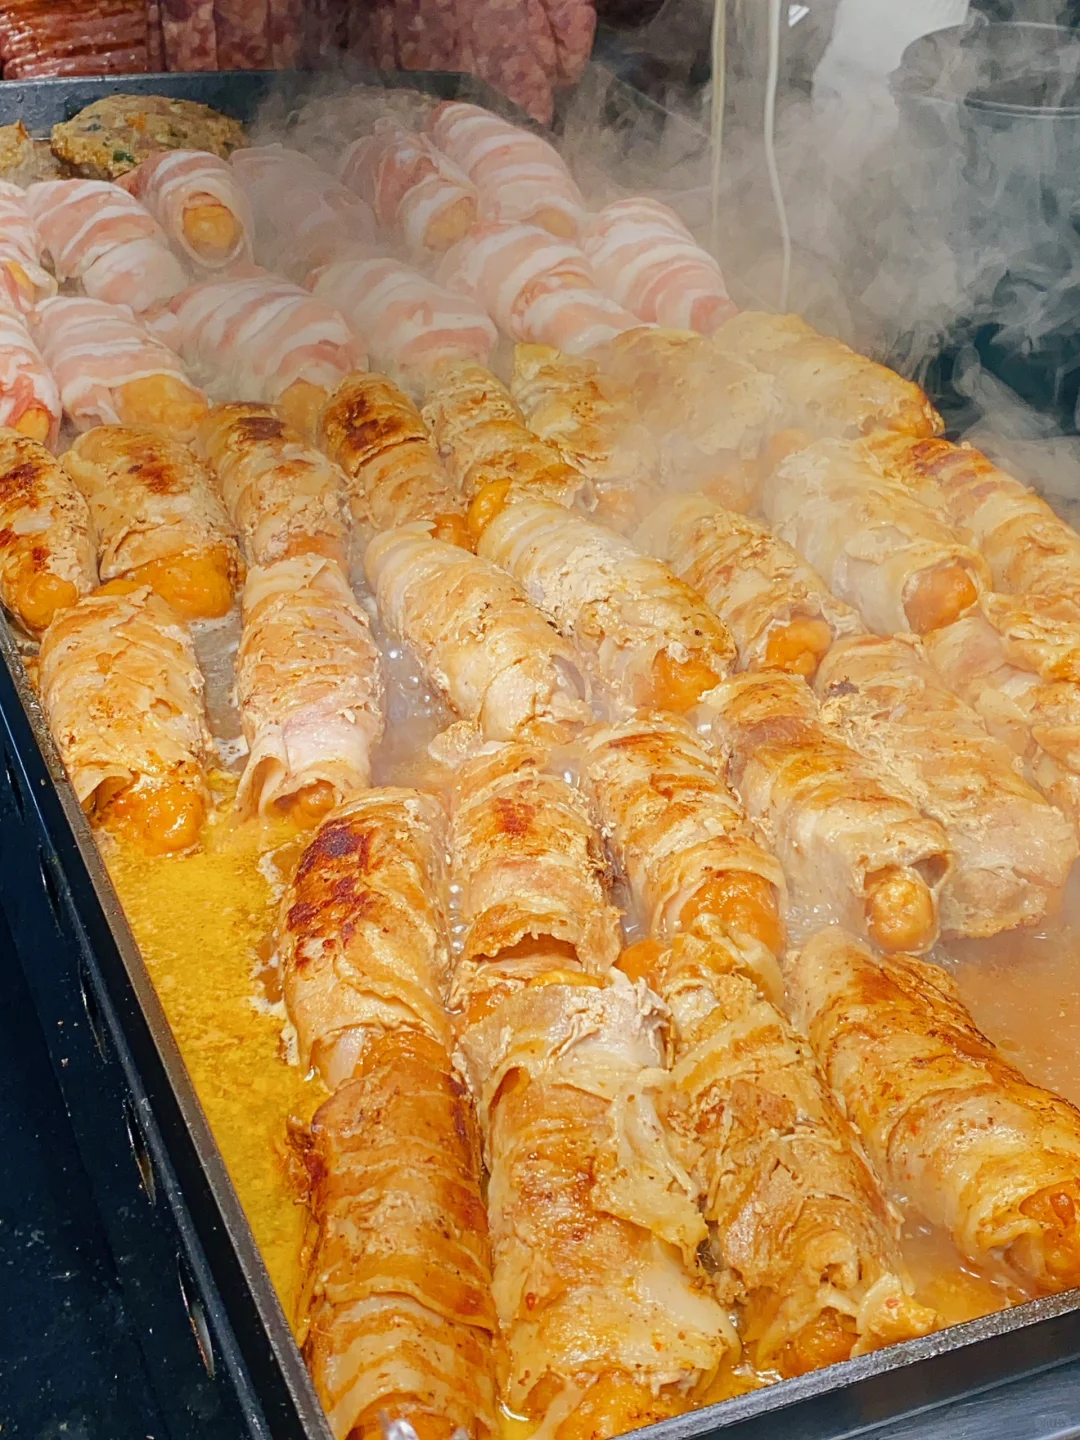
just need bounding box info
[1016,1182,1080,1291]
[182,196,242,263]
[644,648,724,714]
[423,194,477,252]
[548,1372,685,1440]
[616,937,664,986]
[94,775,207,856]
[116,374,210,440]
[903,560,978,635]
[9,569,79,635]
[527,207,579,241]
[127,544,236,621]
[763,617,834,678]
[679,873,785,956]
[13,402,53,444]
[864,865,937,953]
[468,478,513,540]
[279,379,329,441]
[277,778,339,826]
[776,1307,858,1378]
[431,510,474,551]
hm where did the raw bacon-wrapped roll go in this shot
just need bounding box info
[621,932,937,1376]
[479,499,737,714]
[35,295,209,438]
[582,713,786,957]
[0,179,55,308]
[235,556,383,822]
[63,426,243,621]
[791,927,1080,1294]
[319,372,469,547]
[277,789,453,1088]
[0,431,96,635]
[762,438,989,636]
[150,275,367,439]
[704,671,952,955]
[197,403,349,571]
[40,584,211,855]
[428,102,586,238]
[340,118,478,255]
[449,742,622,1012]
[309,257,497,380]
[637,494,865,678]
[26,178,189,314]
[298,1029,498,1440]
[0,282,62,446]
[582,198,738,336]
[713,311,943,440]
[121,149,253,271]
[816,634,1078,938]
[365,525,592,744]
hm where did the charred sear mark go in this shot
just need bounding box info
[235,414,287,443]
[1,459,46,500]
[492,795,537,838]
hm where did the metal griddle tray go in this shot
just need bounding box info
[3,67,1080,1440]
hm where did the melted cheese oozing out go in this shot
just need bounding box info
[115,374,209,436]
[183,198,241,262]
[127,545,235,621]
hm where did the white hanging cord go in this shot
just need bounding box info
[709,0,727,253]
[763,0,792,311]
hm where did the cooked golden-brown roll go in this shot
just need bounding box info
[713,311,943,440]
[581,712,786,959]
[620,933,937,1376]
[365,524,592,744]
[762,437,989,637]
[235,557,383,822]
[420,359,585,538]
[0,430,97,636]
[298,1029,498,1440]
[790,927,1080,1293]
[449,742,622,1015]
[319,371,469,548]
[197,403,349,571]
[63,426,243,622]
[40,583,211,854]
[278,789,452,1090]
[456,976,735,1438]
[705,671,952,954]
[636,493,864,678]
[816,634,1078,937]
[479,499,737,714]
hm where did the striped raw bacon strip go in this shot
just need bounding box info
[428,101,585,238]
[0,180,55,310]
[582,198,738,335]
[121,149,253,270]
[310,255,496,379]
[26,178,188,313]
[340,117,477,256]
[0,276,61,446]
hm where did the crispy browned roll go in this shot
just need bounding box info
[449,742,622,1015]
[816,634,1078,937]
[278,788,452,1090]
[319,370,470,548]
[39,583,211,854]
[636,493,864,679]
[197,403,350,571]
[790,927,1080,1294]
[478,500,737,715]
[620,933,937,1376]
[713,311,943,440]
[705,671,952,954]
[456,976,735,1439]
[0,429,97,635]
[581,711,786,959]
[62,426,243,622]
[298,1029,498,1440]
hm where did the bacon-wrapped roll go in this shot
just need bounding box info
[121,148,253,270]
[150,275,367,439]
[63,426,242,621]
[236,556,383,822]
[309,257,497,380]
[340,118,477,255]
[479,500,737,714]
[713,311,944,440]
[365,525,591,744]
[299,1029,498,1440]
[705,671,952,954]
[319,372,468,548]
[0,430,96,635]
[456,977,734,1437]
[26,178,188,313]
[762,438,989,636]
[278,789,452,1089]
[40,584,211,854]
[421,360,584,535]
[0,179,56,308]
[0,281,62,446]
[816,634,1077,937]
[428,102,586,238]
[582,198,738,336]
[197,403,349,571]
[35,295,209,438]
[637,494,864,678]
[620,933,937,1375]
[449,742,621,1013]
[791,927,1080,1293]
